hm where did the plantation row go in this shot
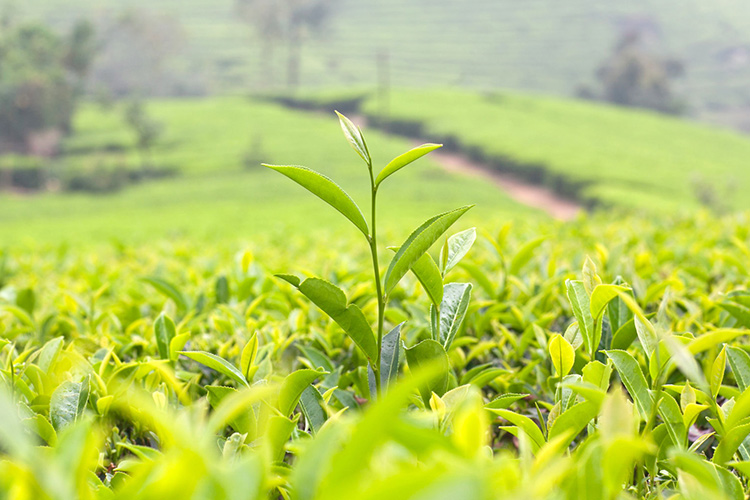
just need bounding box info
[2,206,750,498]
[2,117,750,500]
[285,89,750,212]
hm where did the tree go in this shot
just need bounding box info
[124,98,163,168]
[235,0,334,89]
[579,30,685,114]
[88,10,203,97]
[0,19,95,154]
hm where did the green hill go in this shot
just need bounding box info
[288,88,750,212]
[21,0,750,117]
[0,97,527,244]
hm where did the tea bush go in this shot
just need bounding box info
[4,117,750,499]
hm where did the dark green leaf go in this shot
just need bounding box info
[405,339,450,405]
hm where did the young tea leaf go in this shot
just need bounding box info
[179,351,248,387]
[439,283,472,350]
[263,165,369,237]
[154,312,176,360]
[335,111,370,165]
[385,205,473,294]
[711,346,727,399]
[279,369,326,417]
[375,143,442,187]
[440,227,477,276]
[549,334,575,378]
[605,350,653,419]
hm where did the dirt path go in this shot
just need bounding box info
[351,114,583,221]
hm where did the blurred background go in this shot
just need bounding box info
[2,0,750,244]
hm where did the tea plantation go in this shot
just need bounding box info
[3,103,750,499]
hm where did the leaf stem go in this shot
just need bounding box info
[368,163,385,397]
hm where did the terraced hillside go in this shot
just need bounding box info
[345,89,750,212]
[0,97,526,244]
[22,0,750,116]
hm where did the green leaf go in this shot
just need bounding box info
[263,165,369,237]
[727,346,750,392]
[605,350,653,419]
[485,393,528,410]
[582,360,611,391]
[335,110,370,165]
[299,385,327,435]
[215,275,230,304]
[241,332,259,381]
[154,312,176,360]
[548,400,598,447]
[169,332,190,362]
[714,421,750,465]
[439,283,472,350]
[440,227,477,276]
[279,369,325,417]
[490,408,546,452]
[206,385,255,436]
[509,236,546,276]
[658,392,687,448]
[141,277,189,312]
[284,277,377,362]
[582,257,602,295]
[405,339,450,405]
[548,334,575,377]
[0,304,34,328]
[391,248,443,311]
[385,206,473,294]
[608,277,633,334]
[566,280,594,355]
[711,346,727,399]
[37,336,64,373]
[380,323,402,391]
[50,376,90,430]
[375,143,442,187]
[267,413,298,461]
[590,284,630,322]
[179,351,248,387]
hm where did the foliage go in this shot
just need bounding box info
[579,31,685,114]
[265,111,472,397]
[4,119,750,498]
[124,98,164,168]
[351,89,750,211]
[0,19,95,152]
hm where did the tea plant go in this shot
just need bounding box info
[264,111,475,398]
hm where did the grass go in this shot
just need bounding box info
[21,0,750,115]
[0,96,530,245]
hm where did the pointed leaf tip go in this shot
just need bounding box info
[335,110,370,165]
[376,143,443,187]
